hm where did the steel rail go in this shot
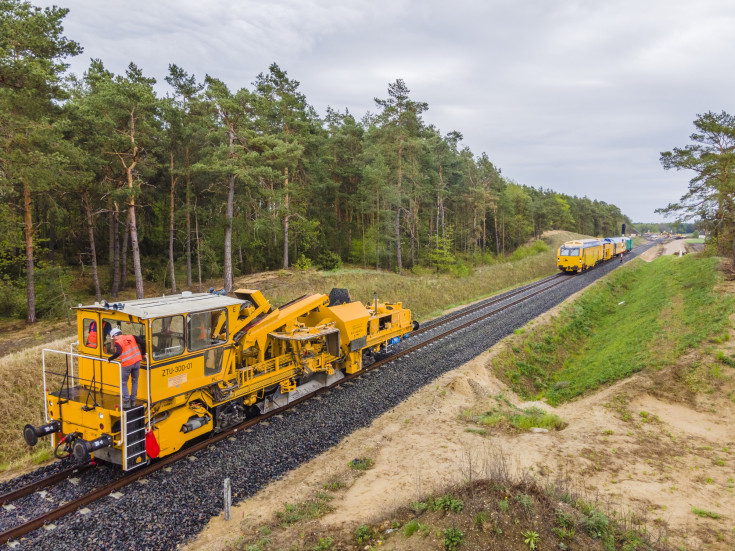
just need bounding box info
[412,273,563,335]
[0,271,574,546]
[0,463,94,507]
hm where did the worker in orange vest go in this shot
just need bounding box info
[108,327,146,409]
[86,320,111,348]
[86,321,98,347]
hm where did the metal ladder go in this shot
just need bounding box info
[122,405,148,470]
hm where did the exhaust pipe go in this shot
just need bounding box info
[72,434,113,462]
[23,421,62,447]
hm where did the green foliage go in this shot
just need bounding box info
[583,509,610,539]
[442,527,464,551]
[294,254,312,271]
[349,457,374,471]
[522,530,540,549]
[509,239,549,261]
[355,524,374,543]
[659,111,735,258]
[403,519,420,537]
[493,255,734,404]
[514,493,535,513]
[311,537,333,550]
[277,495,334,525]
[691,507,721,519]
[471,404,565,432]
[317,250,342,271]
[411,501,429,514]
[432,495,464,513]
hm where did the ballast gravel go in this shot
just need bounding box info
[5,245,654,550]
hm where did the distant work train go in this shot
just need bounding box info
[23,288,415,470]
[557,236,633,273]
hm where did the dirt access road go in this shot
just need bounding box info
[189,255,735,551]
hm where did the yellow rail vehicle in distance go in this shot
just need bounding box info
[557,239,603,273]
[24,288,415,470]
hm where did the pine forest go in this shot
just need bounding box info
[0,1,629,322]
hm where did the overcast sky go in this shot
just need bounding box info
[44,0,735,223]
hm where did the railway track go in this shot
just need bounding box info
[0,253,646,548]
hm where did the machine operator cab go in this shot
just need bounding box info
[25,290,245,470]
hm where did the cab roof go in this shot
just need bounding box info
[75,292,243,320]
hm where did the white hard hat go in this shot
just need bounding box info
[110,327,122,338]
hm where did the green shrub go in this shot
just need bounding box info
[522,530,540,549]
[583,510,610,539]
[433,495,464,513]
[349,457,374,471]
[514,493,535,513]
[355,524,374,543]
[411,500,429,514]
[443,527,464,550]
[294,254,312,271]
[404,519,420,537]
[311,537,333,551]
[317,250,342,271]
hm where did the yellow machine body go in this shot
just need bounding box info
[37,288,414,469]
[557,239,603,273]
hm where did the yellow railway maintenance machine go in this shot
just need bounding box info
[557,239,603,273]
[24,288,415,471]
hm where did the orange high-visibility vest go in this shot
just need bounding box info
[117,335,143,367]
[87,326,97,346]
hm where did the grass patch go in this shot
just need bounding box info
[464,402,566,432]
[348,457,374,471]
[692,507,721,519]
[277,493,335,525]
[492,255,734,405]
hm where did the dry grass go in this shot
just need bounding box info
[0,336,76,471]
[239,232,579,322]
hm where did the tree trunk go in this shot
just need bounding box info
[128,199,144,299]
[223,129,235,293]
[195,199,202,292]
[185,146,192,288]
[83,192,102,302]
[394,208,401,273]
[493,205,499,255]
[283,167,289,270]
[375,187,380,271]
[395,141,403,273]
[24,184,36,323]
[473,207,478,256]
[108,198,115,267]
[119,211,128,292]
[111,204,120,298]
[169,151,177,293]
[47,210,55,263]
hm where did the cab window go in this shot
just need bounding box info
[152,316,185,360]
[83,318,98,349]
[560,247,580,256]
[188,310,228,352]
[103,319,145,355]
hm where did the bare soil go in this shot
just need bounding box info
[186,275,735,551]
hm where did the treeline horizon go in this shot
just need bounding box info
[1,1,630,322]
